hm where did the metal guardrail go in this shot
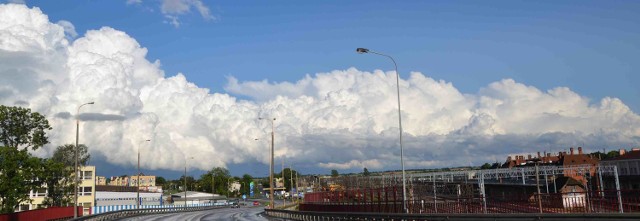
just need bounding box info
[265,209,640,221]
[70,205,228,221]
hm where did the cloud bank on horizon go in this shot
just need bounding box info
[1,4,639,173]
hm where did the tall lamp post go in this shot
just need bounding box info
[74,101,94,218]
[357,47,407,213]
[137,139,150,209]
[258,117,276,209]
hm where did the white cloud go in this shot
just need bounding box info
[160,0,214,27]
[1,4,639,174]
[7,0,25,4]
[126,0,142,5]
[56,20,78,39]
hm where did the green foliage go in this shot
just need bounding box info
[40,158,73,207]
[480,163,492,169]
[0,148,43,213]
[198,167,231,195]
[0,106,52,213]
[156,176,167,187]
[331,169,339,177]
[280,168,298,192]
[0,105,52,151]
[363,167,371,176]
[51,144,91,166]
[607,150,620,159]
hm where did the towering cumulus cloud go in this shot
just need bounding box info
[1,4,639,172]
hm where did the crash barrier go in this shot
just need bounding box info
[265,209,640,221]
[71,205,228,221]
[91,202,227,214]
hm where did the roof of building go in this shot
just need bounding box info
[603,150,640,161]
[555,176,585,189]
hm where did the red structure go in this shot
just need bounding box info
[0,206,82,221]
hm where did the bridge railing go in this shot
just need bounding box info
[70,205,228,221]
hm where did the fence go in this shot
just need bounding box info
[302,187,640,214]
[72,204,228,221]
[91,202,227,214]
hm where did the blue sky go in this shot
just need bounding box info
[2,0,640,179]
[26,0,639,112]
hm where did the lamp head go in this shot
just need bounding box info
[356,48,369,54]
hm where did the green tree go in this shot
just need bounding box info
[0,148,43,213]
[331,169,339,177]
[40,159,72,207]
[607,150,620,159]
[0,105,52,151]
[40,144,91,207]
[240,174,254,196]
[480,163,492,169]
[0,105,51,213]
[363,167,371,176]
[156,176,167,187]
[199,167,231,195]
[281,168,298,192]
[50,144,90,166]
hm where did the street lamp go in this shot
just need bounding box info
[74,101,94,218]
[258,117,276,209]
[137,139,151,209]
[356,47,408,213]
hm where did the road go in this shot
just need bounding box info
[115,199,288,221]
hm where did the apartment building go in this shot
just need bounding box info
[96,176,107,185]
[601,148,640,190]
[18,166,96,216]
[129,175,156,187]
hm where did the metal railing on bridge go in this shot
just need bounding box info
[70,204,229,221]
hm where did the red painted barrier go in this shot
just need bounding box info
[0,206,82,221]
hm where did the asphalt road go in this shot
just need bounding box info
[115,199,287,221]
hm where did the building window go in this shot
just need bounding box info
[19,204,29,211]
[81,171,93,180]
[36,188,47,197]
[79,186,92,196]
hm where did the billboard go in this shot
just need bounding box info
[249,182,254,197]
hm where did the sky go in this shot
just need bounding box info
[1,0,639,179]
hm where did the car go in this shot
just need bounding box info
[253,201,260,206]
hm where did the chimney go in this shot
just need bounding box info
[578,147,583,155]
[570,147,574,155]
[537,152,541,158]
[620,149,626,156]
